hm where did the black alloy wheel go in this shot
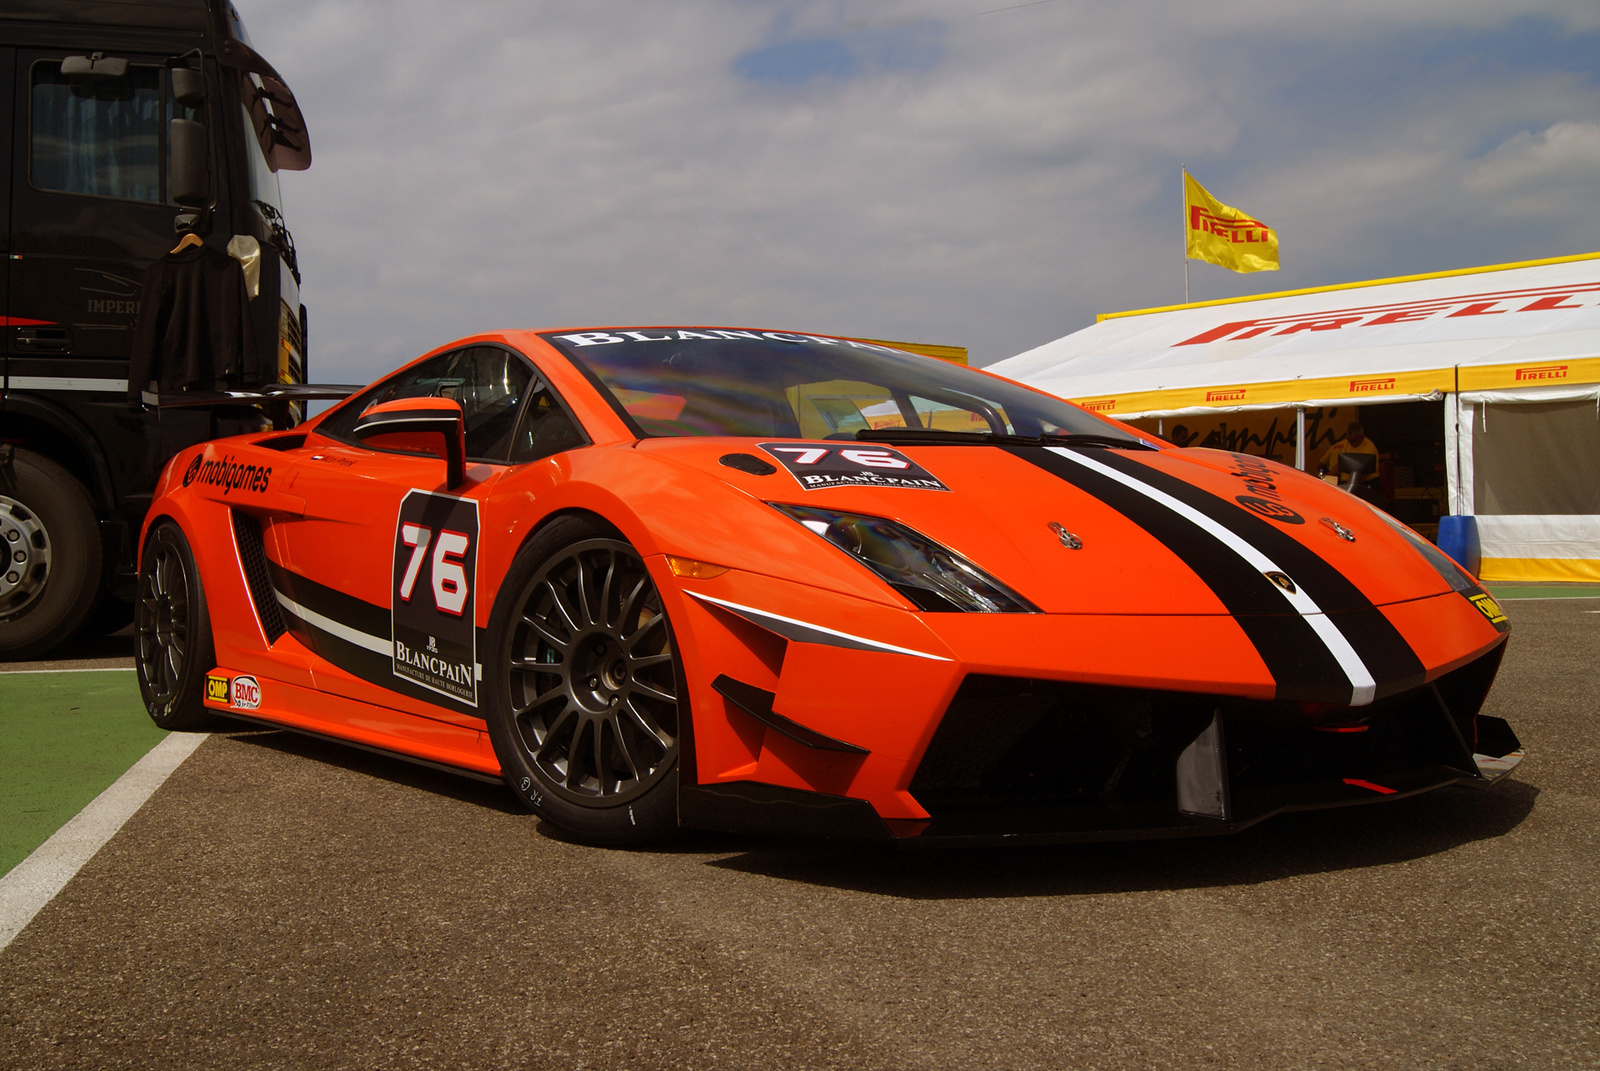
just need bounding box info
[135,522,216,730]
[486,516,680,845]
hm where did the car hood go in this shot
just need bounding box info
[634,438,1460,616]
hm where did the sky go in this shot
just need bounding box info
[239,0,1600,383]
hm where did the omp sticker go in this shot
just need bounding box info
[757,443,950,492]
[391,490,480,706]
[1468,592,1508,625]
[230,675,261,710]
[205,674,229,703]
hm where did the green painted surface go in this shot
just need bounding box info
[1484,582,1600,601]
[0,672,167,878]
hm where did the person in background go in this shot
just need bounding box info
[1318,421,1380,496]
[1169,424,1194,447]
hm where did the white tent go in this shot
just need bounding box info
[990,252,1600,582]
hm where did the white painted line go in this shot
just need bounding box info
[0,731,208,954]
[0,667,136,675]
[1494,595,1600,602]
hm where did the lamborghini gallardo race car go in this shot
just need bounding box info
[135,328,1523,846]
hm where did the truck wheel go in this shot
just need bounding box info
[0,450,103,659]
[135,521,216,730]
[484,515,681,846]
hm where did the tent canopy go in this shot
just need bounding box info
[992,252,1600,418]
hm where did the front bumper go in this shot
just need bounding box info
[679,640,1522,846]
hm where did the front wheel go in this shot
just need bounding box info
[484,516,681,846]
[135,521,217,730]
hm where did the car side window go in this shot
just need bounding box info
[509,385,586,463]
[322,346,534,462]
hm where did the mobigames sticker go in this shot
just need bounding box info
[183,452,271,494]
[1227,454,1304,524]
[390,490,480,706]
[757,443,950,492]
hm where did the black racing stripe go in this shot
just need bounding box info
[1089,451,1427,700]
[267,559,390,639]
[264,559,487,718]
[1007,447,1353,703]
[298,622,487,718]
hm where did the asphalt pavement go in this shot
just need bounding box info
[1,598,1595,1070]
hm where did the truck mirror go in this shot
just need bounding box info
[169,118,210,208]
[60,53,129,78]
[170,67,206,106]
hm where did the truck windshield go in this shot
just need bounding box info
[541,329,1138,443]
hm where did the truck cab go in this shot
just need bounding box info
[0,0,310,657]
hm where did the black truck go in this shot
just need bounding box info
[0,0,312,657]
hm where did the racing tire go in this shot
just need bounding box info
[134,521,217,731]
[0,449,103,659]
[485,515,681,847]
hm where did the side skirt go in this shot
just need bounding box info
[212,709,506,786]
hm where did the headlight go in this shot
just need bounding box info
[1368,509,1477,592]
[771,504,1038,613]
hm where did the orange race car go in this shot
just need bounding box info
[135,328,1523,846]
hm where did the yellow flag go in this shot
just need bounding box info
[1184,172,1279,273]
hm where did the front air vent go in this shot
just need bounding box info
[231,509,286,644]
[908,654,1503,819]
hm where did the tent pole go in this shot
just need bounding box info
[1295,407,1306,470]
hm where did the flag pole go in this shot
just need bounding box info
[1181,166,1189,303]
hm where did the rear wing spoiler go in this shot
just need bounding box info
[142,383,361,408]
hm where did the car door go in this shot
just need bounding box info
[269,345,539,729]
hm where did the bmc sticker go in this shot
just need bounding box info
[230,675,262,710]
[205,674,229,703]
[757,443,949,492]
[391,489,480,706]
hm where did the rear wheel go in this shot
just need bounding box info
[485,516,681,846]
[0,450,102,659]
[135,522,216,730]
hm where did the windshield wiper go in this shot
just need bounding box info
[855,428,1156,450]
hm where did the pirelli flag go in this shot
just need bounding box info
[1184,171,1279,273]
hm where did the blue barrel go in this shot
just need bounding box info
[1436,515,1482,577]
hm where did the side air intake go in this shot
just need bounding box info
[231,509,286,644]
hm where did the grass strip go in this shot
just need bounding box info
[0,672,167,878]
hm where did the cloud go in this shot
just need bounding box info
[240,1,1600,382]
[1464,121,1600,216]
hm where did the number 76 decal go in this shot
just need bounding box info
[756,442,951,491]
[768,446,908,469]
[398,523,471,615]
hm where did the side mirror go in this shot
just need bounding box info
[171,67,207,106]
[169,117,210,207]
[353,398,467,489]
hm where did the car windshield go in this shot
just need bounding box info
[540,329,1136,443]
